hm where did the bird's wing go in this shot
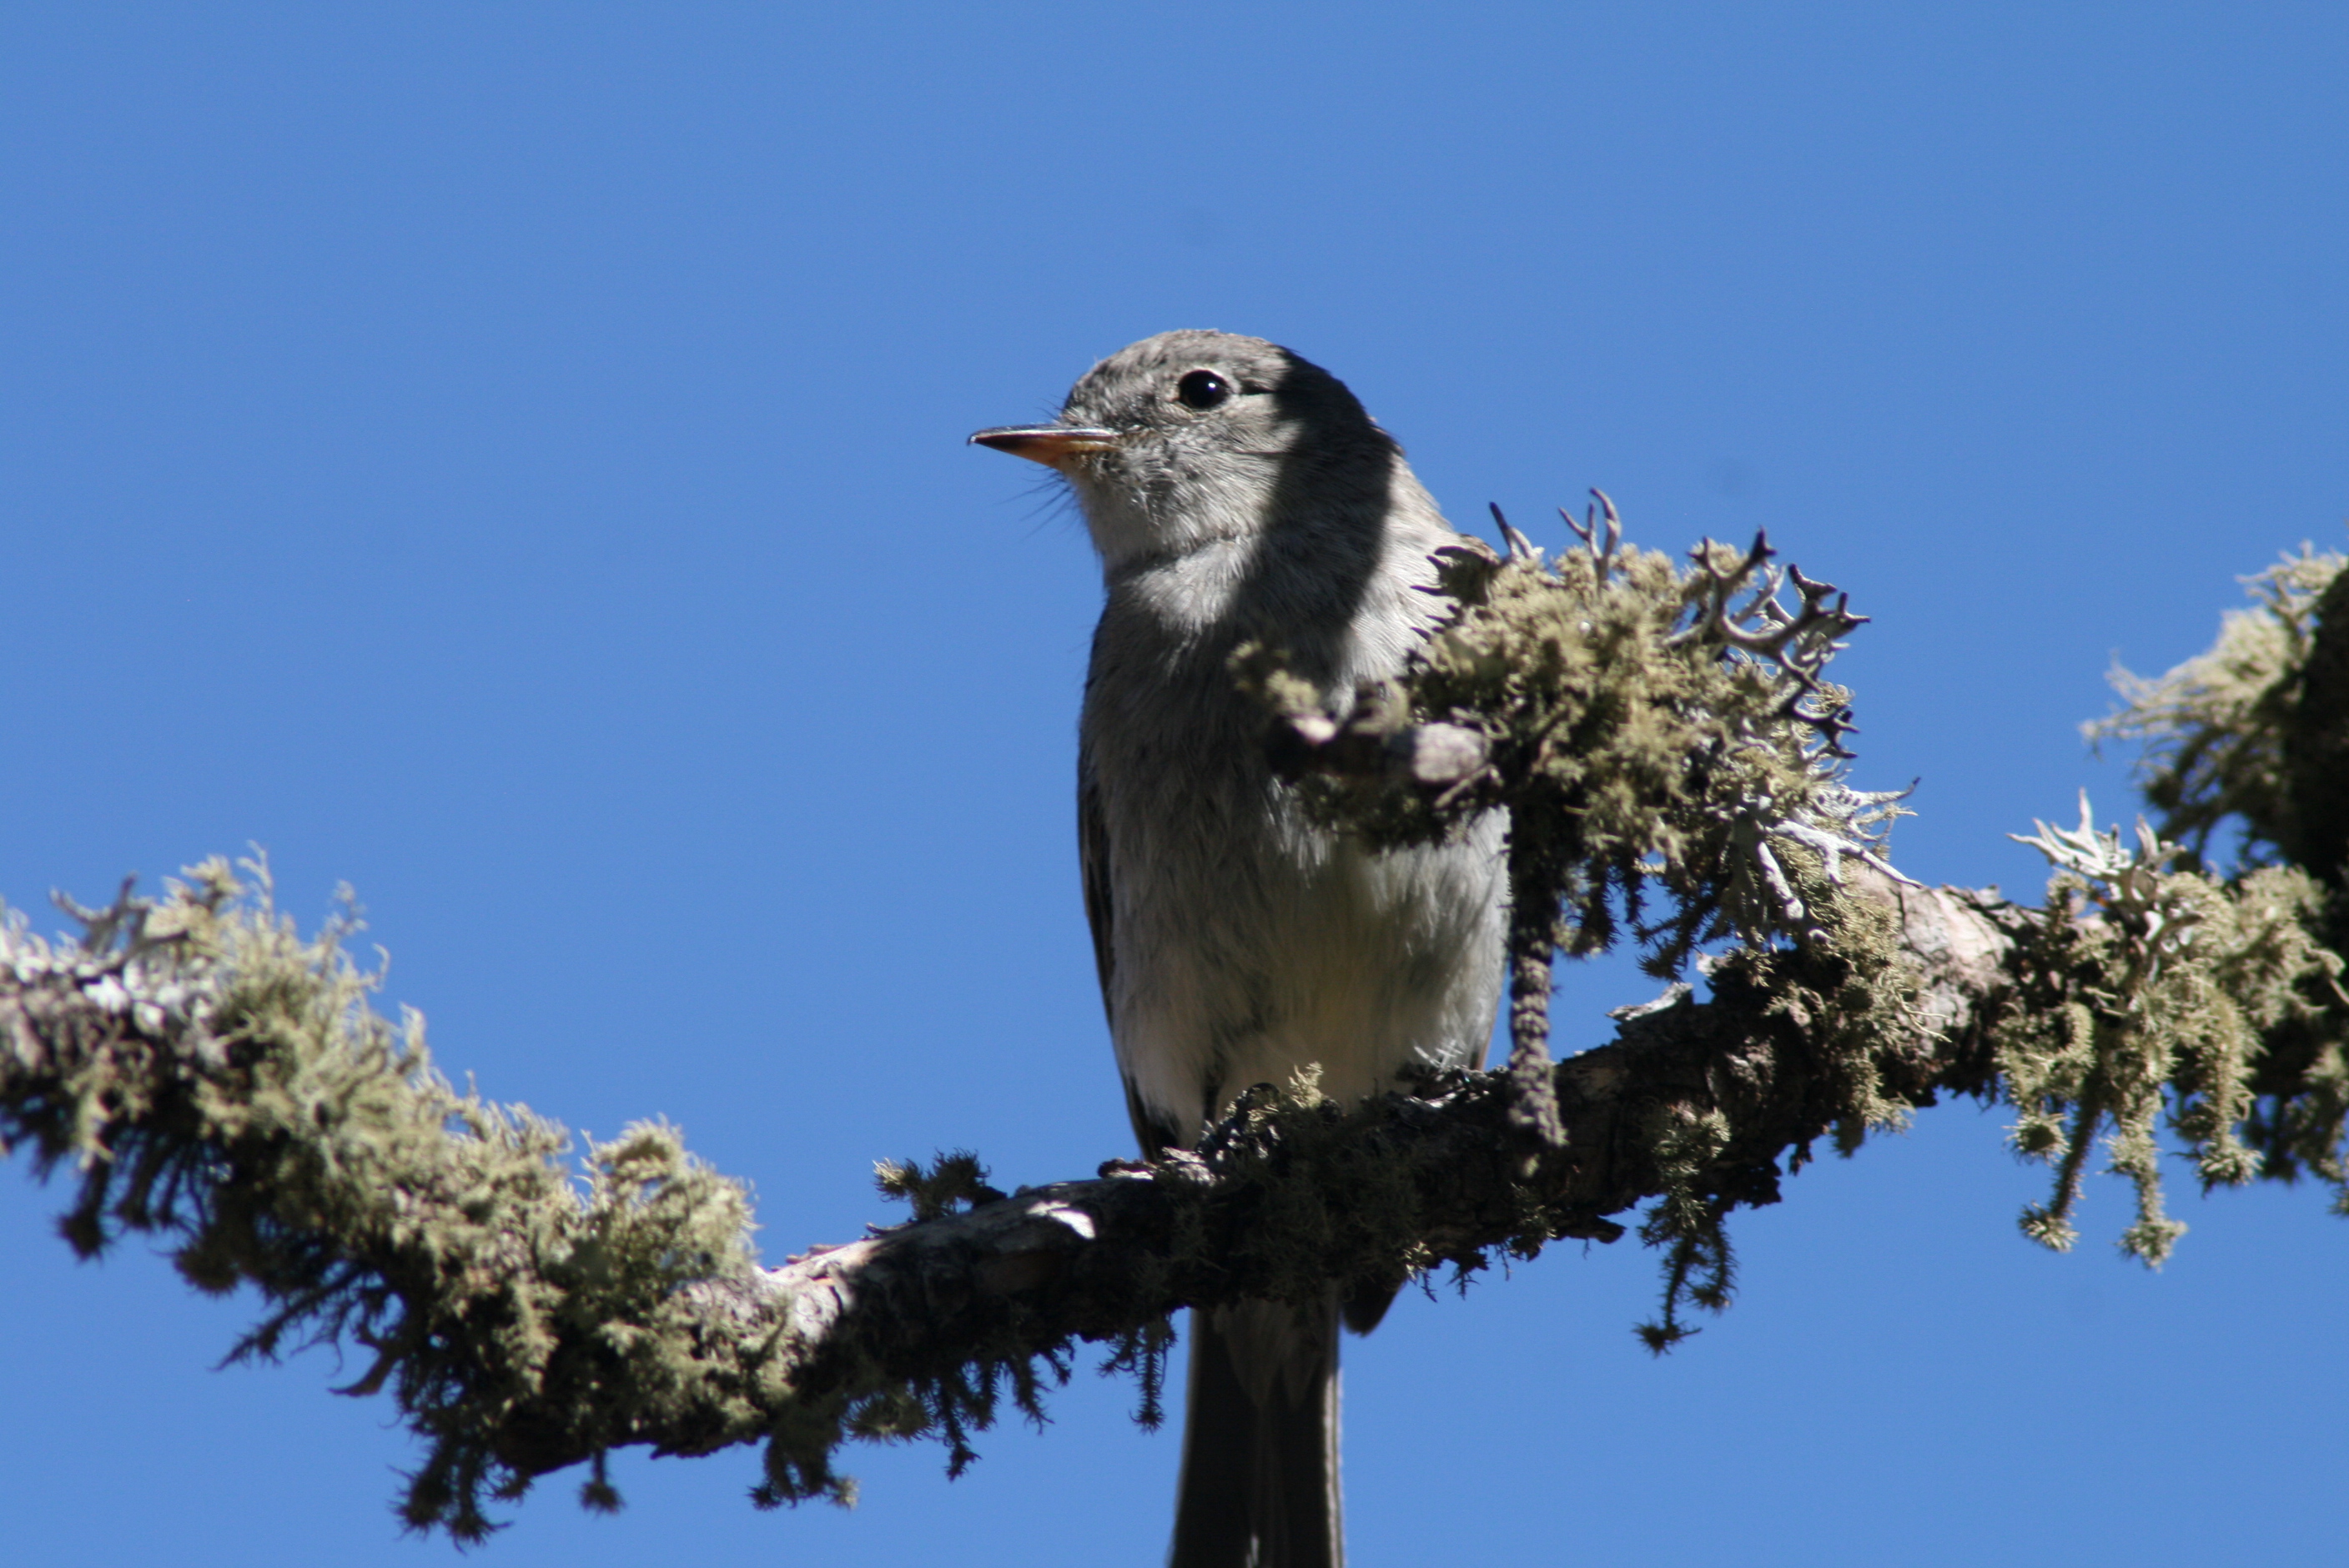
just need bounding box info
[1077,743,1117,1009]
[1080,741,1177,1159]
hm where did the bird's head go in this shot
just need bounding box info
[971,329,1398,571]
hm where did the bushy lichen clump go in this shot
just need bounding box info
[2016,540,2349,1248]
[1256,507,1905,969]
[1,861,787,1538]
[1993,806,2346,1260]
[1245,503,1932,1333]
[2089,545,2347,867]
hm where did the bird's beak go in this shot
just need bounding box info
[968,424,1122,467]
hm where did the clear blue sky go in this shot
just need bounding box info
[5,6,2346,1565]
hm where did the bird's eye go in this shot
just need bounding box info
[1175,369,1232,410]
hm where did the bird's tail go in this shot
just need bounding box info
[1167,1295,1342,1568]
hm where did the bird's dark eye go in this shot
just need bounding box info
[1176,369,1232,410]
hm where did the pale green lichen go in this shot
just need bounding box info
[1265,511,1905,972]
[1245,505,1939,1340]
[2089,543,2346,865]
[1995,798,2346,1263]
[3,859,792,1539]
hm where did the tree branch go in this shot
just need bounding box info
[3,857,2023,1533]
[9,525,2348,1536]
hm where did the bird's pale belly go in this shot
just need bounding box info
[1108,797,1506,1138]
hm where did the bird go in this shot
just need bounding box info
[971,330,1506,1568]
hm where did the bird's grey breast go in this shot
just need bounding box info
[1080,507,1503,1135]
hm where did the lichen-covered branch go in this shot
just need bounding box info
[9,519,2349,1540]
[8,842,2341,1535]
[1238,503,1909,1145]
[0,859,1959,1532]
[1244,513,2349,1301]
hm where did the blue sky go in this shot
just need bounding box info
[4,5,2346,1565]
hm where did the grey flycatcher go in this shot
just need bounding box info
[971,330,1506,1568]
